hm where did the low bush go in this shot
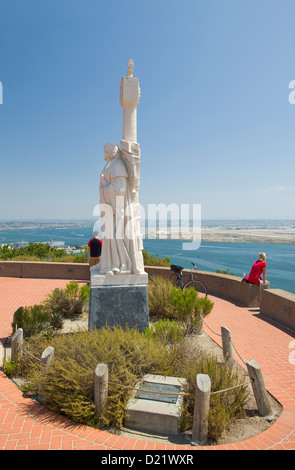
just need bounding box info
[12,326,249,441]
[0,242,67,261]
[142,250,170,267]
[43,281,89,319]
[148,275,214,334]
[8,273,250,442]
[12,305,51,337]
[16,326,173,428]
[11,304,66,338]
[143,319,184,344]
[178,350,249,441]
[147,275,178,320]
[170,286,214,334]
[11,281,89,337]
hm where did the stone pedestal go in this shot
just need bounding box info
[89,272,149,332]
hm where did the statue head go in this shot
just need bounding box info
[104,142,120,161]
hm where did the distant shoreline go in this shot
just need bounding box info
[0,220,294,246]
[143,227,295,244]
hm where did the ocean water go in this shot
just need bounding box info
[143,239,295,294]
[0,221,294,294]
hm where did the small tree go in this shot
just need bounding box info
[170,287,214,335]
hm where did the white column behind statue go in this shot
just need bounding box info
[120,59,140,143]
[120,60,144,274]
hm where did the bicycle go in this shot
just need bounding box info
[169,263,208,296]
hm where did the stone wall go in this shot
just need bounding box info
[0,261,90,281]
[1,261,294,331]
[260,288,295,332]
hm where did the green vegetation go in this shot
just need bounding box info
[216,268,235,276]
[11,281,90,337]
[8,325,249,440]
[142,250,170,267]
[6,276,250,443]
[0,242,88,263]
[143,318,184,344]
[147,275,214,334]
[43,281,89,320]
[0,242,68,261]
[147,275,178,319]
[179,351,249,440]
[0,243,169,266]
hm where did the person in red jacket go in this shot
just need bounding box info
[248,252,270,286]
[88,231,102,267]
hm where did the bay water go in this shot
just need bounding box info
[0,223,294,294]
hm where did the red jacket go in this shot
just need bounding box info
[248,259,267,285]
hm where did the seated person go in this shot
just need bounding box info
[246,252,270,286]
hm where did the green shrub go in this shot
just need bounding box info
[3,359,19,377]
[43,281,89,319]
[143,319,184,344]
[11,304,51,337]
[0,242,67,261]
[170,287,198,322]
[148,277,214,335]
[216,269,235,276]
[170,287,200,334]
[11,282,89,339]
[194,296,214,317]
[49,312,65,330]
[78,283,90,302]
[20,326,171,428]
[147,275,177,320]
[143,250,170,267]
[178,350,249,441]
[12,326,249,442]
[11,303,67,338]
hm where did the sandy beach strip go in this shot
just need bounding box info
[142,227,295,244]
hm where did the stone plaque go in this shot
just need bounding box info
[136,381,182,404]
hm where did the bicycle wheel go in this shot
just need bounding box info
[184,280,207,297]
[169,273,180,287]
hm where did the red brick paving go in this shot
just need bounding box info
[0,277,294,450]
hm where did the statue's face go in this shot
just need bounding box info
[104,151,115,162]
[104,143,118,161]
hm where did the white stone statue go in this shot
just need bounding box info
[92,60,145,276]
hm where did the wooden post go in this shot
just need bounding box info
[38,346,54,403]
[94,363,109,415]
[11,328,23,361]
[246,359,273,417]
[192,374,211,445]
[221,325,234,364]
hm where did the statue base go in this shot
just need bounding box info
[89,272,149,333]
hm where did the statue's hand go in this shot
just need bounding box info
[120,139,140,156]
[120,140,130,154]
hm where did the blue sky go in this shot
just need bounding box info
[0,0,294,221]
